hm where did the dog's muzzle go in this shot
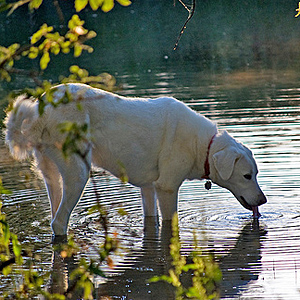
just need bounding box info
[240,195,267,211]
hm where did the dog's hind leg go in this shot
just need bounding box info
[35,150,63,219]
[43,146,92,236]
[141,184,158,217]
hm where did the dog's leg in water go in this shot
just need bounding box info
[35,151,63,219]
[44,147,91,236]
[141,184,158,217]
[155,181,179,220]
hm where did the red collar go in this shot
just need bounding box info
[202,133,216,179]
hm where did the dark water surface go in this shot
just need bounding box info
[1,1,300,299]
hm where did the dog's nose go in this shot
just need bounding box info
[258,194,267,206]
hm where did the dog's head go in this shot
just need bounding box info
[209,131,267,211]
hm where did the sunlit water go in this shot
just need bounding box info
[1,67,300,299]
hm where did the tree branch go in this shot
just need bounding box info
[174,0,196,50]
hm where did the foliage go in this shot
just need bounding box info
[61,65,116,89]
[0,0,129,298]
[74,0,131,13]
[0,0,131,15]
[0,0,130,83]
[0,196,120,299]
[0,14,96,82]
[58,121,90,158]
[28,14,96,69]
[150,214,222,300]
[0,182,20,278]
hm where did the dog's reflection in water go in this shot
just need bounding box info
[48,218,266,299]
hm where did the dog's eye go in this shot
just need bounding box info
[244,174,252,180]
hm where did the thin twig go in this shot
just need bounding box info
[174,0,196,50]
[178,0,190,11]
[53,0,65,25]
[0,250,27,271]
[8,68,43,86]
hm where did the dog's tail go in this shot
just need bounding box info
[4,95,39,160]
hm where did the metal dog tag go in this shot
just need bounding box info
[205,180,212,190]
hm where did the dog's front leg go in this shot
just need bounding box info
[140,184,158,217]
[154,181,179,220]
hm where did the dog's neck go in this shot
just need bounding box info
[201,133,216,179]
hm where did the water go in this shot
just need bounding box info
[1,1,300,299]
[1,68,300,299]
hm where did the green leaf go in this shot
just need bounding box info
[2,265,12,276]
[68,14,84,30]
[28,46,39,59]
[149,275,173,284]
[169,269,181,287]
[89,0,104,10]
[31,24,53,44]
[86,30,97,39]
[89,262,106,277]
[101,0,114,12]
[0,69,11,82]
[0,2,11,13]
[0,187,12,195]
[74,44,83,57]
[75,0,88,12]
[51,43,60,55]
[40,50,50,69]
[29,0,43,10]
[70,65,80,74]
[59,121,74,132]
[116,0,131,7]
[117,208,127,216]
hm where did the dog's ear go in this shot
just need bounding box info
[213,147,241,181]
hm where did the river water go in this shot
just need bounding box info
[1,1,300,299]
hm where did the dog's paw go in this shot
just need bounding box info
[51,220,68,236]
[51,234,68,244]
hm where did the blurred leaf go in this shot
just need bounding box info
[75,0,88,12]
[89,262,106,277]
[0,69,11,81]
[29,0,43,10]
[40,50,50,69]
[70,65,80,73]
[2,265,12,276]
[68,14,84,30]
[28,46,39,59]
[149,275,173,284]
[74,44,83,57]
[7,0,29,16]
[101,0,114,12]
[31,24,53,44]
[117,208,127,216]
[0,2,11,13]
[0,179,12,195]
[117,0,131,7]
[89,0,104,10]
[1,219,10,245]
[11,234,23,264]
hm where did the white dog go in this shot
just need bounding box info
[5,83,267,236]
